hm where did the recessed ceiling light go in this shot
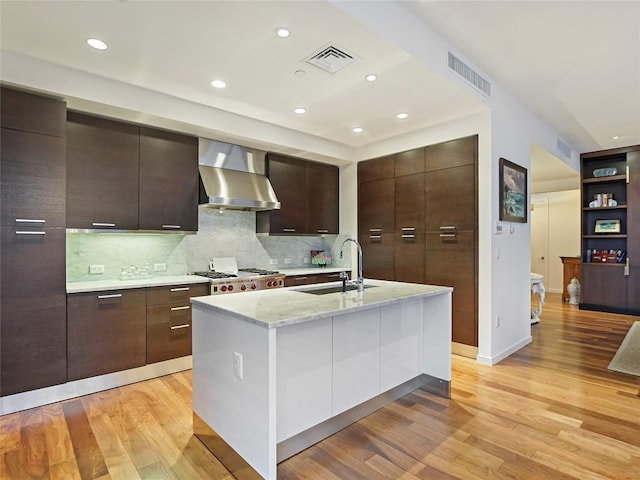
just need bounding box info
[293,107,306,114]
[275,27,290,38]
[210,79,227,89]
[611,135,620,140]
[365,74,377,82]
[352,127,364,133]
[396,112,409,119]
[87,38,108,50]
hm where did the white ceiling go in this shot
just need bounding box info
[1,0,638,191]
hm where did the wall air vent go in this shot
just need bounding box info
[448,52,491,96]
[304,43,358,74]
[556,138,572,159]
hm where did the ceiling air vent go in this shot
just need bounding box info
[304,43,358,74]
[448,52,491,96]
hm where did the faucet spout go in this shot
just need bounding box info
[340,238,364,293]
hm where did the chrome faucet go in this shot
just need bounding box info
[340,238,364,293]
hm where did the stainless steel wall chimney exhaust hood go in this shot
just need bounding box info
[198,138,280,211]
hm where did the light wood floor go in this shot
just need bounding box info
[1,293,639,480]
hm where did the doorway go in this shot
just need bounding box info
[531,197,549,282]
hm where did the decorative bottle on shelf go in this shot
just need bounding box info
[567,277,581,305]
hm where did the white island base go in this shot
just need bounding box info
[191,280,452,480]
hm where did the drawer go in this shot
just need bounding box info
[146,304,192,363]
[146,283,209,305]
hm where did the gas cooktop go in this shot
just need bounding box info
[192,271,237,279]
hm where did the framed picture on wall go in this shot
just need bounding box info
[499,157,528,223]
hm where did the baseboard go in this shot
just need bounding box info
[0,356,192,415]
[476,336,532,365]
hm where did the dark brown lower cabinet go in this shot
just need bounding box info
[394,233,425,284]
[359,233,395,281]
[283,271,349,287]
[1,227,67,396]
[146,283,208,364]
[67,289,146,381]
[425,231,477,347]
[580,264,627,310]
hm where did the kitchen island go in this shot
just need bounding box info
[191,279,452,480]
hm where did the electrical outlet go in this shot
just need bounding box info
[233,352,244,380]
[269,258,278,265]
[495,315,501,328]
[284,258,292,264]
[88,264,104,275]
[153,263,167,272]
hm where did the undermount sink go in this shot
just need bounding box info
[295,284,377,295]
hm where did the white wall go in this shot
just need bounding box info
[531,190,581,293]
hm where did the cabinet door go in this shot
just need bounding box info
[266,155,307,234]
[395,173,425,234]
[139,127,199,232]
[395,148,425,177]
[359,233,395,281]
[1,128,66,227]
[425,165,476,232]
[580,264,627,309]
[426,231,477,347]
[66,112,139,230]
[307,161,339,234]
[625,150,640,309]
[358,178,394,234]
[1,227,67,395]
[147,304,193,363]
[395,233,425,284]
[357,155,394,183]
[1,87,66,137]
[67,289,146,381]
[425,135,477,172]
[284,275,320,287]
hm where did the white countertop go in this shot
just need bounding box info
[190,279,452,328]
[278,267,349,276]
[67,275,210,293]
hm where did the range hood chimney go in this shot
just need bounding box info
[198,138,280,211]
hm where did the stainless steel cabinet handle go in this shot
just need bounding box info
[15,231,46,235]
[171,306,190,311]
[162,224,181,229]
[92,222,116,227]
[440,233,457,238]
[401,227,415,232]
[370,234,382,240]
[440,226,456,230]
[170,324,190,330]
[624,258,630,276]
[369,228,382,232]
[627,165,630,184]
[317,229,329,233]
[295,276,308,280]
[402,234,415,239]
[327,274,340,278]
[170,287,190,292]
[15,218,45,223]
[97,294,122,299]
[283,228,296,232]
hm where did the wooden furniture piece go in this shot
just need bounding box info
[0,87,68,396]
[67,112,199,232]
[146,283,209,364]
[67,289,147,381]
[257,153,339,235]
[580,145,639,314]
[560,256,582,302]
[357,135,479,349]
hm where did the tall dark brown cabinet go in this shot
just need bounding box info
[580,145,640,314]
[357,135,478,349]
[0,87,68,396]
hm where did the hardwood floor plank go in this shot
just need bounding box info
[61,399,109,480]
[137,461,172,480]
[49,458,82,480]
[86,413,141,480]
[41,404,75,467]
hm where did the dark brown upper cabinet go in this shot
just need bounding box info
[139,127,199,232]
[66,113,199,232]
[66,112,140,230]
[395,148,425,177]
[1,87,66,138]
[257,153,339,235]
[425,135,477,171]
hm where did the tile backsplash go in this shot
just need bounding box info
[67,208,350,282]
